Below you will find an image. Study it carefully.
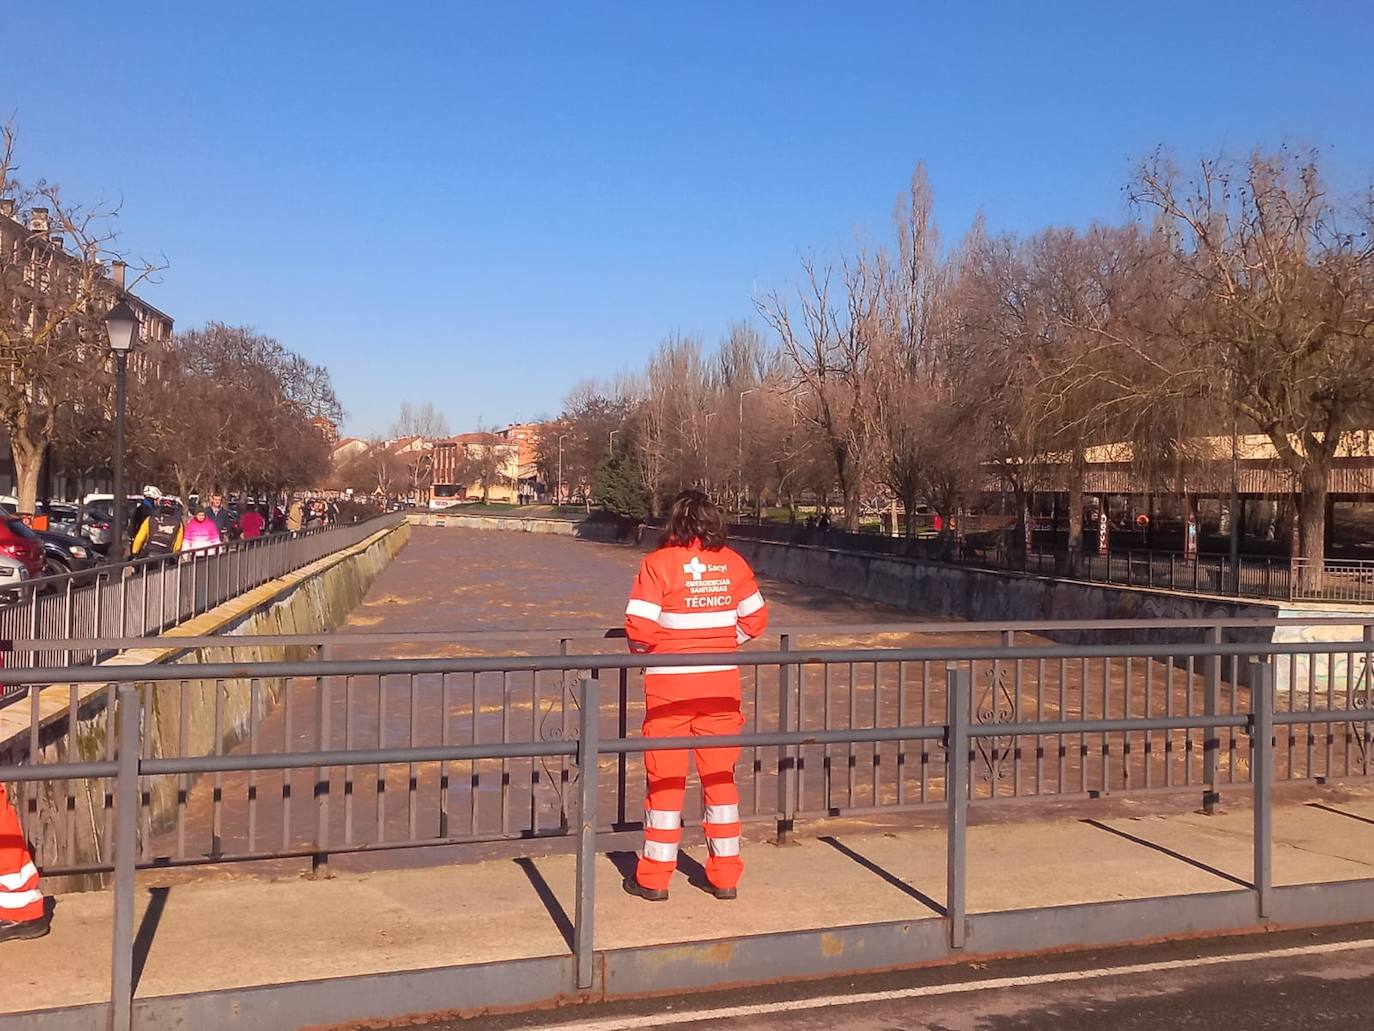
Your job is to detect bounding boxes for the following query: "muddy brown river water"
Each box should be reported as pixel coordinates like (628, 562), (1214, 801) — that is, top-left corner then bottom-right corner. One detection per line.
(147, 526), (1325, 878)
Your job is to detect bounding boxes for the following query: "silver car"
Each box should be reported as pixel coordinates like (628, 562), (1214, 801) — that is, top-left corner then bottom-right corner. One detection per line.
(0, 553), (28, 602)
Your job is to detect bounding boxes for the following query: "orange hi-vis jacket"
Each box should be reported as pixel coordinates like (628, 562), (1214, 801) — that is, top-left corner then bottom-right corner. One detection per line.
(624, 543), (769, 687)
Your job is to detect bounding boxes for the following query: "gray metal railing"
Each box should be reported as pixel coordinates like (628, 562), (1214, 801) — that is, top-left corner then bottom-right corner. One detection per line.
(0, 638), (1364, 1030)
(0, 514), (404, 692)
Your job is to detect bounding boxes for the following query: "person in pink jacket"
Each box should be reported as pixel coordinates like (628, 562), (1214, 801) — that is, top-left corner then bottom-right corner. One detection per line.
(182, 505), (223, 554)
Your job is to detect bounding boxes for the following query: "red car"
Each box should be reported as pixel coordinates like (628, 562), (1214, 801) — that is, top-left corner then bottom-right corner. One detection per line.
(0, 517), (46, 578)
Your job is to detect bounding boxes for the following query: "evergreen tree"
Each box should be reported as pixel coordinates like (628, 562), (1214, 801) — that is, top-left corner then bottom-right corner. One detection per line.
(594, 449), (649, 520)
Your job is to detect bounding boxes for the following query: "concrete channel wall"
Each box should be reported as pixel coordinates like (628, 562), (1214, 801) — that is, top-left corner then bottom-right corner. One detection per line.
(7, 520), (411, 886)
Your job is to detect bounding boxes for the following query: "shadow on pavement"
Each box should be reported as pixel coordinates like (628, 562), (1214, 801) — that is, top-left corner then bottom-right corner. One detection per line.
(1081, 819), (1250, 889)
(513, 858), (573, 951)
(818, 835), (946, 916)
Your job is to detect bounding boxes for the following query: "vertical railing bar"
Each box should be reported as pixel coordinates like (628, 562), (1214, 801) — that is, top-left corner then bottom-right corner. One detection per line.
(177, 679), (189, 860)
(376, 674), (387, 844)
(617, 666), (629, 830)
(574, 673), (599, 991)
(109, 682), (139, 1031)
(248, 678), (260, 853)
(530, 668), (541, 836)
(139, 683), (153, 863)
(470, 673), (480, 835)
(847, 661), (857, 809)
(314, 643), (332, 877)
(776, 636), (795, 842)
(871, 660), (881, 805)
(408, 672), (419, 842)
(1253, 659), (1274, 920)
(344, 674), (355, 846)
(440, 672), (452, 838)
(283, 672), (295, 853)
(897, 661), (908, 807)
(946, 664), (969, 950)
(501, 670), (511, 836)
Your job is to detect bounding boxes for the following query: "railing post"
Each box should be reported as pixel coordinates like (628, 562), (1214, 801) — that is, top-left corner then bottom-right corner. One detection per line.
(775, 634), (796, 845)
(1203, 625), (1222, 814)
(110, 682), (139, 1031)
(574, 673), (599, 991)
(1252, 659), (1274, 920)
(312, 642), (333, 878)
(617, 666), (628, 829)
(946, 664), (970, 950)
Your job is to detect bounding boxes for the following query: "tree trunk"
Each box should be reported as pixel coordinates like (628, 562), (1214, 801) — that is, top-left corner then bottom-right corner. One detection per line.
(1066, 446), (1085, 573)
(842, 480), (861, 531)
(1296, 462), (1330, 593)
(11, 432), (45, 514)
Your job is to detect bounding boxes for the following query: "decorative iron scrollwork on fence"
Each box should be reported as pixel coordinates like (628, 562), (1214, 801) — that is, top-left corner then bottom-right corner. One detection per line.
(974, 663), (1018, 787)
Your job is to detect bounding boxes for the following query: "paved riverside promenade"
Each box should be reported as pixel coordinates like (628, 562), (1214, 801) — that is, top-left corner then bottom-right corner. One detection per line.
(7, 789), (1374, 1014)
(7, 525), (1374, 1026)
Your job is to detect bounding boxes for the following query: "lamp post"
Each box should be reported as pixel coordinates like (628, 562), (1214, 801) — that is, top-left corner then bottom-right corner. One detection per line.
(704, 412), (717, 496)
(557, 433), (569, 506)
(738, 388), (756, 515)
(104, 300), (139, 561)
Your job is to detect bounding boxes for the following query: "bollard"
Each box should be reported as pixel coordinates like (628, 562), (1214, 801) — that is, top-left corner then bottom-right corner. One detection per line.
(946, 664), (970, 949)
(574, 674), (599, 991)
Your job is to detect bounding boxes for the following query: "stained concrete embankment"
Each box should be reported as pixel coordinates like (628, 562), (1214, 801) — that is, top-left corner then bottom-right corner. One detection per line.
(6, 520), (410, 885)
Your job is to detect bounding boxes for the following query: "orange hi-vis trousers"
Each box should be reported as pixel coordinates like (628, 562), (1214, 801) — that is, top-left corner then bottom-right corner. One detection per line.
(0, 783), (43, 923)
(637, 675), (745, 893)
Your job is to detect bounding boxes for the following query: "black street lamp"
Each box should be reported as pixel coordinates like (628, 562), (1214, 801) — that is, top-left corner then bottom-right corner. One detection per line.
(104, 299), (139, 561)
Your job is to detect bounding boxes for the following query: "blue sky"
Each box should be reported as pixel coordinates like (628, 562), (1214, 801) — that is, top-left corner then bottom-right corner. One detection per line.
(4, 2), (1372, 436)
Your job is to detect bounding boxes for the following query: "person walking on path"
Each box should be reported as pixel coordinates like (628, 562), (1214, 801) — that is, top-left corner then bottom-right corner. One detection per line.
(182, 505), (222, 554)
(285, 498), (304, 533)
(238, 505), (266, 539)
(622, 490), (769, 902)
(0, 781), (48, 942)
(205, 492), (234, 538)
(131, 500), (184, 558)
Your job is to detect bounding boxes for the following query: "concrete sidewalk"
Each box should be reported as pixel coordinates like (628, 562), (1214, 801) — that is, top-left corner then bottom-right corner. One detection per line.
(7, 795), (1374, 1015)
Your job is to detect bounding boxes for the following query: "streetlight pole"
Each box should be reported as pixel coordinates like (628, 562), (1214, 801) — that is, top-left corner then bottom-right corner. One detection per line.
(738, 388), (756, 516)
(557, 433), (569, 506)
(104, 300), (140, 562)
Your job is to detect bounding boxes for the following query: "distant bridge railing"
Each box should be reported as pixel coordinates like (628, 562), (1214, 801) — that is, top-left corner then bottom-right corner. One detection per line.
(0, 635), (1368, 1029)
(721, 522), (1318, 602)
(0, 513), (404, 693)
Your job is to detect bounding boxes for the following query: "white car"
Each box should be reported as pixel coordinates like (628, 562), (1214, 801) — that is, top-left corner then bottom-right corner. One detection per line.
(0, 553), (29, 601)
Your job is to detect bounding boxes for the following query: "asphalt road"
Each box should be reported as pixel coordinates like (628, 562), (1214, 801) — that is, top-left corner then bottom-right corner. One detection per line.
(396, 923), (1374, 1031)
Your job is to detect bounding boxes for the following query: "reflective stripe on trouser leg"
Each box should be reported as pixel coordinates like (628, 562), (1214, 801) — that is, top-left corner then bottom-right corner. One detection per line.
(695, 716), (745, 891)
(0, 784), (43, 922)
(637, 736), (690, 892)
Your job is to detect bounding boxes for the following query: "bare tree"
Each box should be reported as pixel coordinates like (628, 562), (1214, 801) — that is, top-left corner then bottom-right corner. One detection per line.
(390, 401), (449, 440)
(1128, 148), (1374, 584)
(0, 122), (164, 510)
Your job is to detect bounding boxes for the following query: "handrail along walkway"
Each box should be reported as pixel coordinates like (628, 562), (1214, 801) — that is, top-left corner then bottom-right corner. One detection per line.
(1, 636), (1372, 1030)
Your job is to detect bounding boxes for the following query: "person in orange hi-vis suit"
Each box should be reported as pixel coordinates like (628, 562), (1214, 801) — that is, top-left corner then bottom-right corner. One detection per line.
(623, 490), (768, 901)
(0, 780), (49, 942)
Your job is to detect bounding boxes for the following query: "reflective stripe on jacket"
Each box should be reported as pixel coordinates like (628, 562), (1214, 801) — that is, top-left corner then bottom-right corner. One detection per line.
(624, 542), (768, 675)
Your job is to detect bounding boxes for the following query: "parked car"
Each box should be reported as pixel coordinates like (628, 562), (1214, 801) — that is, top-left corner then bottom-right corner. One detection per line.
(35, 529), (97, 582)
(0, 517), (45, 578)
(40, 502), (81, 538)
(0, 553), (28, 602)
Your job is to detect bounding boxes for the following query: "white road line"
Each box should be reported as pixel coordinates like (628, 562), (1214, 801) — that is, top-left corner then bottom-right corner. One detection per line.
(535, 937), (1374, 1030)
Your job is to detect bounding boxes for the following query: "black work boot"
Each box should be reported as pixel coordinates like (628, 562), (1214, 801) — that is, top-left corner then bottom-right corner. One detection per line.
(622, 876), (668, 902)
(0, 914), (50, 944)
(708, 884), (737, 901)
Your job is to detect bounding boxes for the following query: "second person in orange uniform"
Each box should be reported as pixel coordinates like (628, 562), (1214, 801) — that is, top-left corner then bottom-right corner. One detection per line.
(623, 491), (768, 901)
